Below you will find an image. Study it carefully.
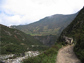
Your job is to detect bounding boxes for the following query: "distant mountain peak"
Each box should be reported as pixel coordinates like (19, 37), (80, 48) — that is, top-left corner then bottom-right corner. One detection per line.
(11, 12), (78, 36)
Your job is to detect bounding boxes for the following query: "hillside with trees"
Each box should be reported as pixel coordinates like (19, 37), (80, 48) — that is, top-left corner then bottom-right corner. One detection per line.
(0, 24), (48, 54)
(57, 7), (84, 63)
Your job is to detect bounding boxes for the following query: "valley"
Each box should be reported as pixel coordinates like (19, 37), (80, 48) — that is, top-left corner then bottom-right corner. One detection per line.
(11, 13), (78, 46)
(0, 7), (84, 63)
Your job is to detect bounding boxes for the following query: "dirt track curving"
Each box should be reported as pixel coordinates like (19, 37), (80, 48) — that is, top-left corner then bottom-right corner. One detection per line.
(56, 45), (81, 63)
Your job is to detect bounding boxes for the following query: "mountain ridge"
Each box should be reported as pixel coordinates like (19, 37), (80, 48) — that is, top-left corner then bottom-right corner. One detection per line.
(11, 12), (78, 46)
(11, 13), (78, 36)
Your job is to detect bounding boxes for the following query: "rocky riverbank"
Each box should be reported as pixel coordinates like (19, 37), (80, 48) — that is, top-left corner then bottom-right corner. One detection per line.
(0, 51), (39, 63)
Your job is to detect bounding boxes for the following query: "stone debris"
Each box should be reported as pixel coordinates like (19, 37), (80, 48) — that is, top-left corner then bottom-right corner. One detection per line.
(1, 51), (39, 63)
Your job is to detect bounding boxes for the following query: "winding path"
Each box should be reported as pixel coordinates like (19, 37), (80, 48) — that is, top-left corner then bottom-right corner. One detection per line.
(56, 45), (81, 63)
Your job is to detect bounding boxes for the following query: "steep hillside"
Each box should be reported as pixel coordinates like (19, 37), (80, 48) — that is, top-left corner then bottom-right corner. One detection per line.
(12, 13), (78, 36)
(57, 7), (84, 63)
(34, 35), (57, 46)
(0, 24), (47, 54)
(11, 13), (78, 46)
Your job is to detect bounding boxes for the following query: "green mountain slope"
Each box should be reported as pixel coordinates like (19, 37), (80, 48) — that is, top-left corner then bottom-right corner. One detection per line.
(57, 7), (84, 63)
(11, 13), (78, 36)
(11, 13), (78, 46)
(0, 24), (47, 54)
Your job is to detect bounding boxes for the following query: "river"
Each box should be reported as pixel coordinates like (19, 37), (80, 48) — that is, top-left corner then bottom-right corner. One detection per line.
(0, 51), (40, 63)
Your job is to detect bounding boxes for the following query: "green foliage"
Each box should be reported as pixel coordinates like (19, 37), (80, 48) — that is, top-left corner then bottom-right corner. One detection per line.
(1, 44), (26, 54)
(0, 24), (48, 54)
(23, 43), (62, 63)
(28, 45), (49, 51)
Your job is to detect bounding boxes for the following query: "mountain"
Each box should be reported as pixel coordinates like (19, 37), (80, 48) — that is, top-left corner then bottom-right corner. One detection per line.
(57, 7), (84, 63)
(11, 13), (78, 36)
(11, 13), (78, 46)
(0, 24), (47, 54)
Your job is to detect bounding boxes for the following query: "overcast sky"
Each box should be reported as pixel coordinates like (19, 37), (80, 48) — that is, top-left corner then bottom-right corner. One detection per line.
(0, 0), (84, 26)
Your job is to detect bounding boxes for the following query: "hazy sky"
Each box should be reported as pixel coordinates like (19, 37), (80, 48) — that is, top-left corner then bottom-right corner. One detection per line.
(0, 0), (84, 26)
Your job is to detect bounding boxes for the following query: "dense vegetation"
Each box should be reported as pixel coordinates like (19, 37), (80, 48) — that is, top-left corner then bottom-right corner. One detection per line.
(12, 13), (77, 36)
(57, 7), (84, 63)
(23, 43), (61, 63)
(0, 24), (48, 54)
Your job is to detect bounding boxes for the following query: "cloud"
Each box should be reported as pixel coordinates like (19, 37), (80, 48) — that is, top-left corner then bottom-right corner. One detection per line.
(0, 11), (33, 26)
(0, 0), (84, 26)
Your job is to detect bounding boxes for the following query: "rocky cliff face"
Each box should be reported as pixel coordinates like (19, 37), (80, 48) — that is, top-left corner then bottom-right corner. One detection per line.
(63, 36), (73, 45)
(34, 35), (57, 46)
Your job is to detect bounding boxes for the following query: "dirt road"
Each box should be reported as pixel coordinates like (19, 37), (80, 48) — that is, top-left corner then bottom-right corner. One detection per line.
(56, 45), (81, 63)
